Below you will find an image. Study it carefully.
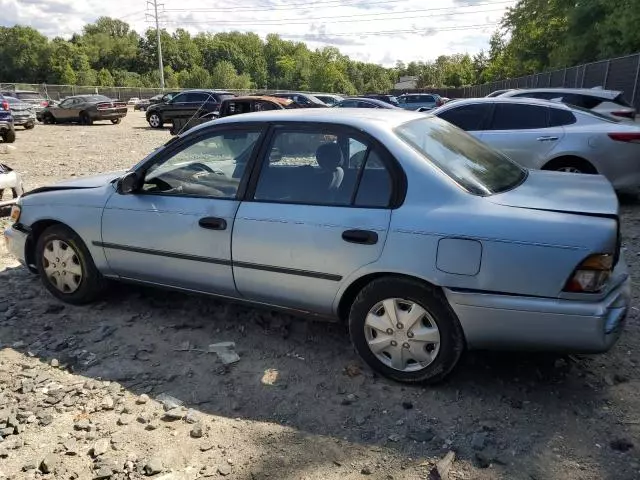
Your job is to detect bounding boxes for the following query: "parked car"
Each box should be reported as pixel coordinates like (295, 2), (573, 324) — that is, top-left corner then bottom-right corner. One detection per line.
(397, 93), (443, 111)
(362, 94), (400, 106)
(486, 89), (514, 98)
(127, 97), (140, 105)
(0, 163), (23, 210)
(134, 99), (151, 111)
(4, 109), (629, 384)
(497, 88), (637, 120)
(169, 96), (297, 135)
(149, 91), (181, 106)
(40, 95), (127, 125)
(0, 94), (16, 143)
(271, 92), (327, 108)
(431, 97), (640, 191)
(313, 94), (344, 106)
(146, 90), (235, 129)
(0, 90), (49, 117)
(5, 96), (36, 129)
(333, 97), (401, 109)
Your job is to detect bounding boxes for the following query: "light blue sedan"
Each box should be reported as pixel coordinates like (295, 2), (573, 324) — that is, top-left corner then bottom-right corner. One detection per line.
(4, 109), (630, 383)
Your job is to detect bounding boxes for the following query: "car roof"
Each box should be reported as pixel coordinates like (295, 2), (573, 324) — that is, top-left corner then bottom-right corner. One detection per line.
(439, 96), (574, 109)
(3, 90), (42, 94)
(342, 97), (391, 106)
(200, 108), (425, 130)
(181, 89), (234, 95)
(225, 95), (293, 106)
(502, 87), (622, 100)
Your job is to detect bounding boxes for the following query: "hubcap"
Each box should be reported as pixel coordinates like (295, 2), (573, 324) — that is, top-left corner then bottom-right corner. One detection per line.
(42, 239), (83, 293)
(149, 115), (160, 127)
(557, 166), (582, 174)
(364, 298), (441, 372)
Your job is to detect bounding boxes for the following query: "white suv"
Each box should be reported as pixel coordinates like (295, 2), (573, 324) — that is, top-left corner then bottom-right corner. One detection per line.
(498, 87), (636, 120)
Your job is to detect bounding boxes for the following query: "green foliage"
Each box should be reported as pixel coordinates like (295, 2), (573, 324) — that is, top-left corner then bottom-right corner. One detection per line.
(96, 68), (114, 86)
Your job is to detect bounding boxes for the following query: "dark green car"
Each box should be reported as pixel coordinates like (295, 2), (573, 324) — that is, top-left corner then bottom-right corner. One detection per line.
(41, 95), (128, 125)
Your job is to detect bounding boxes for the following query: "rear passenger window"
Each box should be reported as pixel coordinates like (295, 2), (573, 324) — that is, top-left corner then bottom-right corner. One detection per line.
(549, 107), (576, 126)
(489, 104), (548, 130)
(438, 104), (492, 131)
(253, 129), (393, 208)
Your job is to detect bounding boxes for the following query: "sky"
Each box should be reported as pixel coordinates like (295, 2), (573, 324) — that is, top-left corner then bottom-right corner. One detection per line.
(2, 0), (516, 66)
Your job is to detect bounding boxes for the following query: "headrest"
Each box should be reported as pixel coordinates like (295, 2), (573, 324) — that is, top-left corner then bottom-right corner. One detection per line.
(315, 142), (343, 171)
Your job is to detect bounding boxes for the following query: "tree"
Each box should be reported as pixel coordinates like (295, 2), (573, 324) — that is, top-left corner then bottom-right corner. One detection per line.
(0, 26), (49, 82)
(97, 68), (114, 86)
(179, 65), (211, 88)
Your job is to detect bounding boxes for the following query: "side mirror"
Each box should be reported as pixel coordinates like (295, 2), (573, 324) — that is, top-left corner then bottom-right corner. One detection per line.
(117, 172), (140, 194)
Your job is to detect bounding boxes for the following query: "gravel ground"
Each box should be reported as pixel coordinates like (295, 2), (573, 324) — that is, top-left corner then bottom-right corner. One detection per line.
(0, 112), (639, 480)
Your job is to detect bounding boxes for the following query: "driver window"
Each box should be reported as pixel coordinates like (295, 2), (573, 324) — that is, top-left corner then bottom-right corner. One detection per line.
(60, 99), (73, 107)
(142, 130), (262, 198)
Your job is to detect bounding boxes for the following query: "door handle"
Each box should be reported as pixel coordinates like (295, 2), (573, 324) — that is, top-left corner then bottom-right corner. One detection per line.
(199, 217), (227, 230)
(342, 229), (378, 245)
(536, 136), (559, 142)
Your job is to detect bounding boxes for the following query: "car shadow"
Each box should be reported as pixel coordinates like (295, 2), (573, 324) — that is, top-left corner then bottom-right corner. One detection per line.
(0, 263), (637, 478)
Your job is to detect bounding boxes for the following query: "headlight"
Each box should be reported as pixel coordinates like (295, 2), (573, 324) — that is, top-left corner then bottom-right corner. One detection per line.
(564, 254), (613, 293)
(9, 204), (21, 224)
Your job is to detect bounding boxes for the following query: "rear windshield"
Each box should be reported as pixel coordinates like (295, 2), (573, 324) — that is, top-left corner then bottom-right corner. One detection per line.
(614, 93), (633, 108)
(571, 105), (621, 123)
(5, 96), (21, 104)
(84, 95), (112, 102)
(395, 117), (527, 196)
(15, 92), (44, 100)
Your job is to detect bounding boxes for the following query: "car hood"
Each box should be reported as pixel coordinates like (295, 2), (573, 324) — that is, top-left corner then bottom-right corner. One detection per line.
(23, 171), (125, 197)
(489, 170), (618, 217)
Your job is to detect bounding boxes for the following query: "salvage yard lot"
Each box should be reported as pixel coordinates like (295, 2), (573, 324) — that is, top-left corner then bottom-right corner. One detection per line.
(0, 112), (639, 479)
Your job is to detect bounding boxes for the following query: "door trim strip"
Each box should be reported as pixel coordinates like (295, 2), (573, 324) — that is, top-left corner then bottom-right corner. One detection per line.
(93, 241), (342, 281)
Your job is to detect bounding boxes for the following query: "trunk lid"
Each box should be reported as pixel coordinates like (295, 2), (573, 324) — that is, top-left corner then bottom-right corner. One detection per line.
(488, 169), (618, 217)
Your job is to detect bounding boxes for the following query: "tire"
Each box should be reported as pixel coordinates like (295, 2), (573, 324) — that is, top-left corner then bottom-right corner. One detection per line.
(42, 113), (55, 124)
(24, 122), (35, 130)
(348, 277), (465, 384)
(2, 129), (16, 143)
(147, 112), (162, 128)
(543, 157), (597, 175)
(35, 224), (106, 304)
(80, 111), (93, 125)
(111, 118), (121, 125)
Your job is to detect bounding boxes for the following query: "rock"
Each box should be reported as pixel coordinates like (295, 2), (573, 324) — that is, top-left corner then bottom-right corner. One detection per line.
(387, 434), (402, 442)
(117, 414), (133, 426)
(341, 394), (357, 406)
(475, 452), (492, 469)
(1, 427), (14, 436)
(355, 415), (367, 426)
(184, 409), (198, 424)
(101, 396), (115, 410)
(217, 464), (232, 476)
(208, 342), (240, 365)
(402, 401), (413, 410)
(91, 438), (111, 457)
(361, 465), (373, 475)
(63, 440), (79, 456)
(156, 394), (183, 411)
(163, 407), (186, 421)
(145, 420), (159, 431)
(93, 466), (113, 479)
(407, 427), (435, 443)
(40, 413), (53, 426)
(137, 413), (152, 424)
(610, 438), (634, 452)
(137, 394), (150, 405)
(23, 462), (37, 471)
(471, 432), (488, 451)
(554, 358), (568, 369)
(144, 457), (163, 476)
(190, 423), (204, 438)
(429, 451), (455, 480)
(40, 453), (56, 474)
(50, 359), (59, 367)
(199, 444), (214, 452)
(74, 419), (91, 431)
(44, 304), (65, 314)
(6, 415), (18, 428)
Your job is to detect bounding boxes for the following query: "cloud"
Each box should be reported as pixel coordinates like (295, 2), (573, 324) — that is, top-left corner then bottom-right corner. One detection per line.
(284, 32), (364, 46)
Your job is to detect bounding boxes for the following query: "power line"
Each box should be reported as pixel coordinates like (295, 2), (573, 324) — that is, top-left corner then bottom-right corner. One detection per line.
(285, 22), (500, 37)
(162, 0), (514, 14)
(152, 7), (506, 26)
(146, 0), (165, 89)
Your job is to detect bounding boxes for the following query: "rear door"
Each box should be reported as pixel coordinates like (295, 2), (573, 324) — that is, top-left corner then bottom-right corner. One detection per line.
(480, 103), (565, 169)
(232, 123), (400, 314)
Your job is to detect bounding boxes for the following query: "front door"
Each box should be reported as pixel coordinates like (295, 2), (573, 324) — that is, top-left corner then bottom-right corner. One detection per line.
(232, 124), (398, 314)
(54, 98), (79, 121)
(100, 126), (264, 296)
(479, 103), (565, 169)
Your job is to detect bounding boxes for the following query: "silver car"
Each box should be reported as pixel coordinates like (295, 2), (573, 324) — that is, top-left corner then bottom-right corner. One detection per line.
(431, 97), (640, 191)
(4, 109), (630, 383)
(5, 96), (36, 129)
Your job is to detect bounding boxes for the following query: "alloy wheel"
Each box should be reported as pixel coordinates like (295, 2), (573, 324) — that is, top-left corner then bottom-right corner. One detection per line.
(148, 114), (160, 128)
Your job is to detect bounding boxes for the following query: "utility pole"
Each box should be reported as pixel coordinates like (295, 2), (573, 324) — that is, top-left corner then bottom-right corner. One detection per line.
(146, 0), (165, 89)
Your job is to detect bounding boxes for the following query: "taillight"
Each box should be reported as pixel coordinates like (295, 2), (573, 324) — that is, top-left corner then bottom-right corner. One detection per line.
(611, 110), (635, 119)
(608, 132), (640, 143)
(1, 101), (8, 111)
(564, 254), (613, 293)
(41, 100), (48, 106)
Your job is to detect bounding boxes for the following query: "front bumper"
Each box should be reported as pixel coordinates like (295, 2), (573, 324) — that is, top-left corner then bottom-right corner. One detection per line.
(4, 224), (29, 267)
(445, 259), (630, 353)
(13, 114), (35, 125)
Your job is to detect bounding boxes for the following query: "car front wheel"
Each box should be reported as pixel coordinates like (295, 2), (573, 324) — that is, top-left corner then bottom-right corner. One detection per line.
(111, 118), (121, 125)
(148, 113), (162, 128)
(24, 122), (35, 130)
(2, 129), (16, 143)
(36, 225), (105, 304)
(349, 277), (465, 384)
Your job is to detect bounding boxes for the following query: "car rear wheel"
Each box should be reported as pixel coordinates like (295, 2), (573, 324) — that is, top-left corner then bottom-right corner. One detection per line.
(1, 129), (16, 143)
(36, 225), (106, 304)
(111, 118), (121, 125)
(543, 157), (597, 175)
(42, 113), (55, 124)
(148, 113), (162, 128)
(24, 122), (35, 130)
(80, 111), (93, 125)
(348, 277), (465, 384)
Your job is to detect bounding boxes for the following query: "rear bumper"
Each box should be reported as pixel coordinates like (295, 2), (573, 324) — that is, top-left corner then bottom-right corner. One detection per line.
(92, 110), (127, 120)
(445, 259), (630, 352)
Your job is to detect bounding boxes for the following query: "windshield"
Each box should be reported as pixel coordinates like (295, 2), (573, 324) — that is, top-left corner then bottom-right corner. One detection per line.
(387, 96), (399, 105)
(395, 117), (527, 196)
